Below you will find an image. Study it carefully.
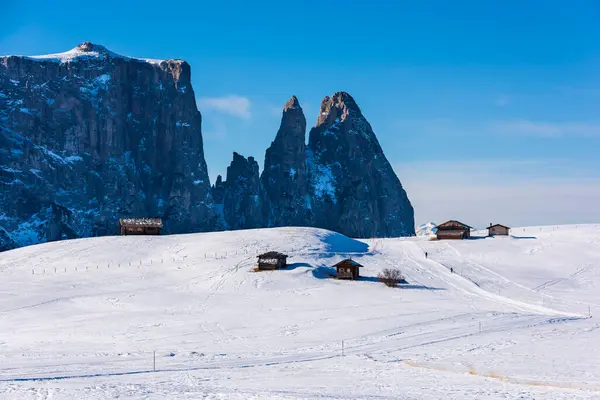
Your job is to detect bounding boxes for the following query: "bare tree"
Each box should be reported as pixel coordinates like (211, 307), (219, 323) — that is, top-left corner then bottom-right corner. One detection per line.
(377, 268), (405, 287)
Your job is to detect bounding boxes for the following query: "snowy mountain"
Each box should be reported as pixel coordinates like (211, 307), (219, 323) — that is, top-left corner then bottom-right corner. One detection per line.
(261, 95), (310, 227)
(0, 42), (219, 250)
(1, 43), (414, 251)
(219, 93), (416, 238)
(0, 224), (599, 399)
(416, 221), (438, 236)
(306, 92), (414, 237)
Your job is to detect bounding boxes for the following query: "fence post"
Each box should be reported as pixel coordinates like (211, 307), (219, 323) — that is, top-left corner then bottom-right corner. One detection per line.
(153, 351), (156, 371)
(342, 340), (345, 356)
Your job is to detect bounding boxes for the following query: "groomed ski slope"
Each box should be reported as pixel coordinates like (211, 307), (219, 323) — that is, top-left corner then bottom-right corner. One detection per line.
(1, 225), (599, 399)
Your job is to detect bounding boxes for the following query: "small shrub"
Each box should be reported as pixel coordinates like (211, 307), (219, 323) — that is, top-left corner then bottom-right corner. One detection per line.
(377, 268), (405, 287)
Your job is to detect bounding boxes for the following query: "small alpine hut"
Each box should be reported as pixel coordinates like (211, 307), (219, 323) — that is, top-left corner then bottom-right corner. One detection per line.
(257, 251), (288, 271)
(334, 258), (362, 280)
(436, 220), (472, 240)
(119, 218), (163, 236)
(488, 223), (510, 236)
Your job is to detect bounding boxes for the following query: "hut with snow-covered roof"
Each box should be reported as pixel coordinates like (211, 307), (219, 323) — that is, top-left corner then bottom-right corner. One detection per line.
(119, 218), (163, 236)
(334, 258), (362, 280)
(257, 251), (288, 270)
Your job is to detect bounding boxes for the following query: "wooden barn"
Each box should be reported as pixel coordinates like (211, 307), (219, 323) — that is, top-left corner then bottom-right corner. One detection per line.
(119, 218), (163, 236)
(436, 220), (472, 240)
(257, 252), (288, 270)
(334, 258), (362, 280)
(488, 223), (510, 236)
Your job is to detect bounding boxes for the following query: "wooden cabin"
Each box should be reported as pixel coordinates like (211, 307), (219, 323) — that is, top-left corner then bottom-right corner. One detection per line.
(436, 220), (472, 240)
(334, 258), (362, 280)
(119, 218), (163, 236)
(488, 223), (510, 236)
(257, 251), (288, 270)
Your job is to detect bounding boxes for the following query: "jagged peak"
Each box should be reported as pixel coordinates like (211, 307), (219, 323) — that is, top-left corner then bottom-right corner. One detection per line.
(268, 95), (306, 142)
(323, 91), (360, 112)
(332, 91), (356, 104)
(231, 151), (256, 165)
(314, 91), (363, 128)
(284, 95), (302, 112)
(75, 42), (110, 54)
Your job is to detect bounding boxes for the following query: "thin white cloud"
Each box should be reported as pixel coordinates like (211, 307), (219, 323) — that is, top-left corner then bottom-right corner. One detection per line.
(197, 95), (252, 119)
(394, 159), (600, 228)
(491, 120), (600, 138)
(394, 118), (600, 138)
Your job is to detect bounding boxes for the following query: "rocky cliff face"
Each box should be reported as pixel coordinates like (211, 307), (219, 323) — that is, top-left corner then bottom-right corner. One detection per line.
(261, 96), (311, 227)
(0, 42), (219, 249)
(260, 92), (415, 237)
(213, 152), (264, 230)
(1, 42), (414, 251)
(306, 92), (414, 237)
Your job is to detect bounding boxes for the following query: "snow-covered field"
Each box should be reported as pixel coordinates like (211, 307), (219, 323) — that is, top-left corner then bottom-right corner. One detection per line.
(1, 225), (599, 399)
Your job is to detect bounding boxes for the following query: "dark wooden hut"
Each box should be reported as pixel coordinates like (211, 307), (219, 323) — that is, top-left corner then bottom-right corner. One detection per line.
(436, 220), (472, 240)
(257, 251), (288, 270)
(334, 258), (362, 280)
(119, 218), (163, 236)
(488, 223), (510, 236)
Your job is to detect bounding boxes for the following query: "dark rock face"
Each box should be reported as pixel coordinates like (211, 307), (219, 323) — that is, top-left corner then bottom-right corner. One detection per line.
(213, 152), (264, 230)
(1, 42), (414, 251)
(0, 228), (18, 252)
(261, 96), (311, 226)
(257, 92), (414, 238)
(211, 175), (226, 204)
(306, 92), (414, 237)
(0, 42), (220, 248)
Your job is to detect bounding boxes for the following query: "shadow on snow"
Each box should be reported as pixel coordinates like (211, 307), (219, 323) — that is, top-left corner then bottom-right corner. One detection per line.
(283, 262), (313, 271)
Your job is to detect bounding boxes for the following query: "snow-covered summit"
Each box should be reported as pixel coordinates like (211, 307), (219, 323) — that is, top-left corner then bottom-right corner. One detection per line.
(416, 221), (438, 236)
(6, 41), (176, 66)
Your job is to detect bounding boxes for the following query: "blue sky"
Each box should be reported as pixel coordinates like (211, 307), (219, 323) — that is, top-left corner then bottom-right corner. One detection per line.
(2, 0), (599, 227)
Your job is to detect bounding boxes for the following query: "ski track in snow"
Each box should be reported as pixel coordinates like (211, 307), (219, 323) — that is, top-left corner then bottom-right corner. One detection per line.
(1, 225), (600, 399)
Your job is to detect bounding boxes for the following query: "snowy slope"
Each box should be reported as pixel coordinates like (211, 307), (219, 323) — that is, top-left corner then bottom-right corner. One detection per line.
(1, 225), (599, 399)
